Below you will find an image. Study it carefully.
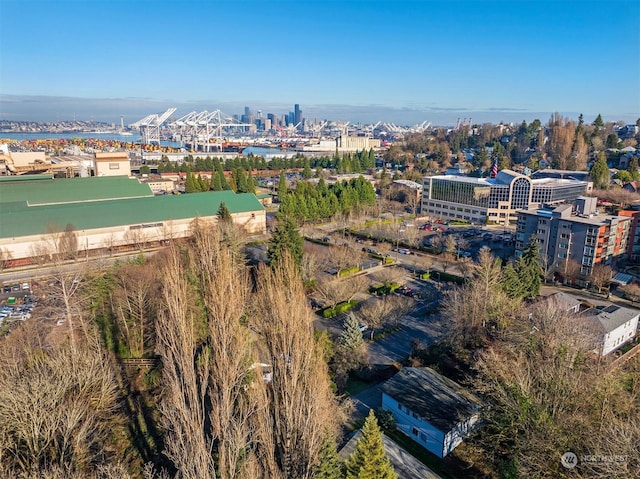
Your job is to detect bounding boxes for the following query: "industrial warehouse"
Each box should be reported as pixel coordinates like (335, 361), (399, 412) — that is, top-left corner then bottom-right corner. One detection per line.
(0, 174), (266, 266)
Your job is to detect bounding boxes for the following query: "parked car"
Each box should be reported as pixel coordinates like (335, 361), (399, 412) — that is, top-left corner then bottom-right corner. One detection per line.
(2, 285), (11, 293)
(11, 284), (20, 292)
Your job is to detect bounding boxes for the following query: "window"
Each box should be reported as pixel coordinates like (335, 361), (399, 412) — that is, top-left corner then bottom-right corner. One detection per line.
(412, 427), (419, 436)
(109, 163), (120, 170)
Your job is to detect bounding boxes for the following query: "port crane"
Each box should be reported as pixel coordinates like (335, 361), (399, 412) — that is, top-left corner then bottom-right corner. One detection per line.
(169, 109), (251, 152)
(129, 108), (176, 145)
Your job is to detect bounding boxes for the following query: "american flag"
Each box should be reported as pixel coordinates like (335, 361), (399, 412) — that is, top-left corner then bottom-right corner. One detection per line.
(491, 158), (499, 178)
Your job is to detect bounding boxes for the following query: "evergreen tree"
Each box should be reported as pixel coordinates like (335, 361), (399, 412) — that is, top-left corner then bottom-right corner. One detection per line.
(217, 201), (232, 223)
(501, 260), (526, 300)
(314, 435), (344, 479)
(246, 168), (256, 193)
(185, 171), (197, 193)
(590, 152), (610, 189)
(196, 173), (208, 192)
(473, 146), (490, 169)
(268, 214), (304, 268)
(346, 410), (397, 479)
(628, 157), (640, 181)
(278, 171), (288, 200)
(339, 313), (365, 351)
(520, 237), (542, 299)
(303, 159), (313, 179)
(592, 113), (604, 128)
(236, 167), (248, 193)
(211, 172), (223, 191)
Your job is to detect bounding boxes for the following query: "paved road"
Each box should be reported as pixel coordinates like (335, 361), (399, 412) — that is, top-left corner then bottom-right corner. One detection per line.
(367, 307), (446, 366)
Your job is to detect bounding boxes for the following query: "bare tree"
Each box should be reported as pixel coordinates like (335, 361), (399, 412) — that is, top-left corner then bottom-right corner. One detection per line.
(403, 225), (421, 250)
(620, 283), (640, 303)
(314, 275), (368, 311)
(111, 263), (157, 357)
(57, 223), (79, 260)
(0, 247), (13, 271)
(472, 301), (605, 478)
(358, 297), (395, 340)
(0, 337), (121, 476)
(123, 227), (148, 252)
(370, 266), (405, 288)
(589, 263), (614, 293)
(29, 241), (52, 265)
(329, 245), (360, 274)
(155, 246), (216, 479)
(251, 255), (342, 479)
(190, 223), (260, 479)
(385, 295), (413, 328)
(44, 264), (91, 349)
(563, 258), (582, 285)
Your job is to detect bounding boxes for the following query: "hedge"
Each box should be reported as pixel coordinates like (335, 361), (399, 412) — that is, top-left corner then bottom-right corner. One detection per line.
(369, 282), (400, 296)
(338, 266), (360, 277)
(321, 300), (357, 318)
(430, 270), (466, 284)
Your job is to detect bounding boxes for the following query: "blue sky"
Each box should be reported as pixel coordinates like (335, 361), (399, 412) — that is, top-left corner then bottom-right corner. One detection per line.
(1, 0), (638, 125)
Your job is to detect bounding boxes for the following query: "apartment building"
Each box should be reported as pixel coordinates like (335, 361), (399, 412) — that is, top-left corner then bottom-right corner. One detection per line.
(516, 197), (630, 277)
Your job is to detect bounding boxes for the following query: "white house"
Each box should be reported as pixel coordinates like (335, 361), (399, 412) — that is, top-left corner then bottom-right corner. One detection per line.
(381, 367), (482, 458)
(583, 304), (639, 356)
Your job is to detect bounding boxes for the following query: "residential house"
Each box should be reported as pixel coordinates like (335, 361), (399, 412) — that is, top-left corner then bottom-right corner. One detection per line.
(542, 291), (582, 314)
(381, 367), (482, 458)
(538, 291), (639, 356)
(583, 304), (639, 356)
(339, 428), (442, 479)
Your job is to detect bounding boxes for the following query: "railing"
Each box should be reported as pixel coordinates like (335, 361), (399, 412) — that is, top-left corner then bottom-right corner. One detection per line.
(121, 357), (160, 367)
(608, 343), (640, 372)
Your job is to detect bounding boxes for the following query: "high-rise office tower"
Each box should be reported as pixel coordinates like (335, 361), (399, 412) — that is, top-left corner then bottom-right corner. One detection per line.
(294, 104), (301, 125)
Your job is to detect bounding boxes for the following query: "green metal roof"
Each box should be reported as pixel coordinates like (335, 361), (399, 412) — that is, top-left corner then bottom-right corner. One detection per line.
(0, 190), (264, 239)
(0, 174), (53, 183)
(0, 175), (153, 206)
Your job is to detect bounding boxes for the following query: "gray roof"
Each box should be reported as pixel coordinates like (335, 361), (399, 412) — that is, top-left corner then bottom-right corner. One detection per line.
(339, 429), (442, 479)
(544, 292), (582, 312)
(583, 305), (640, 333)
(381, 368), (481, 432)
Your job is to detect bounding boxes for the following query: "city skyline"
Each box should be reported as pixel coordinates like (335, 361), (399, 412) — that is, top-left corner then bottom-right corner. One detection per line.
(1, 0), (639, 125)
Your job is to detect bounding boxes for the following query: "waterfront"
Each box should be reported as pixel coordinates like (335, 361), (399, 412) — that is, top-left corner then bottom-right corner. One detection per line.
(0, 132), (182, 148)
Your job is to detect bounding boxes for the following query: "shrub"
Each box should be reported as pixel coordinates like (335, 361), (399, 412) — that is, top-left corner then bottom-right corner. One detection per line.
(420, 272), (431, 280)
(320, 300), (357, 318)
(338, 266), (360, 277)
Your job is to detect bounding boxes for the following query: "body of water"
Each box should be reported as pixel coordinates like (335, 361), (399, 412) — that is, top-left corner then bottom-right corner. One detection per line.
(242, 146), (297, 158)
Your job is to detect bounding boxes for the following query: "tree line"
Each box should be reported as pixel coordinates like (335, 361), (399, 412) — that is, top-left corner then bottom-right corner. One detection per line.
(278, 176), (377, 224)
(157, 149), (377, 175)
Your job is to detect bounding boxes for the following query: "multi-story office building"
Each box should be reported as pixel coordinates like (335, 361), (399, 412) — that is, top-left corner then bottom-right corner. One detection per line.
(515, 197), (630, 277)
(294, 104), (301, 125)
(421, 169), (591, 225)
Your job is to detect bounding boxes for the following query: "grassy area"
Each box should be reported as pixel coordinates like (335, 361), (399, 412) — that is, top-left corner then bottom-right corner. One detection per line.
(344, 378), (374, 397)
